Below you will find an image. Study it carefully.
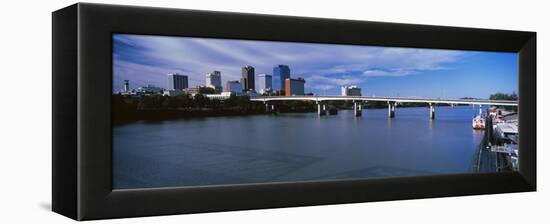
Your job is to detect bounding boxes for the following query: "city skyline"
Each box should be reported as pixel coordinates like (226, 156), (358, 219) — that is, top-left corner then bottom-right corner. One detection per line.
(113, 34), (518, 98)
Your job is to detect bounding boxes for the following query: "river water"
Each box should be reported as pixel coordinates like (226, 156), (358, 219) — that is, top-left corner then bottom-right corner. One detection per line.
(113, 106), (485, 189)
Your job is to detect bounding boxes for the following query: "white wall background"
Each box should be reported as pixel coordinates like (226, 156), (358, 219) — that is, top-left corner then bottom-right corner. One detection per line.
(0, 0), (546, 223)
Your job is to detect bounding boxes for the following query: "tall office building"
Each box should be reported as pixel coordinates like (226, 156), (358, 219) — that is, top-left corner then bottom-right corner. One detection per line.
(167, 73), (188, 90)
(257, 74), (272, 94)
(285, 78), (306, 96)
(273, 65), (290, 91)
(241, 65), (255, 91)
(206, 70), (222, 93)
(341, 85), (362, 96)
(226, 80), (243, 94)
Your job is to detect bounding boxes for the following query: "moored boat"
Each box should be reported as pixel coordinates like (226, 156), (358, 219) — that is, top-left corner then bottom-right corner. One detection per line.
(472, 107), (485, 129)
(472, 115), (485, 129)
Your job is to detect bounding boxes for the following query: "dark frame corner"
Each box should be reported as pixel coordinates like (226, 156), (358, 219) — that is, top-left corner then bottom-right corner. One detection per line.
(53, 3), (537, 221)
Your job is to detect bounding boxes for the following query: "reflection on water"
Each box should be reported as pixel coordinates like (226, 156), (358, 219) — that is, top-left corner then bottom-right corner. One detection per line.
(113, 106), (484, 189)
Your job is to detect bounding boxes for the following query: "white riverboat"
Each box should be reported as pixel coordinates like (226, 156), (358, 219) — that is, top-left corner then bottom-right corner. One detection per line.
(472, 115), (485, 129)
(472, 107), (485, 129)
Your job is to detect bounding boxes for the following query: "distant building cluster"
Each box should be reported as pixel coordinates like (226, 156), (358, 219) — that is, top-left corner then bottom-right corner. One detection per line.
(341, 85), (362, 96)
(118, 64), (312, 99)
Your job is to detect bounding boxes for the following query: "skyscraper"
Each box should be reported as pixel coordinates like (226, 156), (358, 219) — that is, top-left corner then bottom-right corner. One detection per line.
(206, 71), (222, 93)
(285, 78), (306, 96)
(273, 65), (290, 92)
(167, 73), (188, 90)
(257, 74), (272, 94)
(241, 65), (255, 91)
(226, 80), (243, 94)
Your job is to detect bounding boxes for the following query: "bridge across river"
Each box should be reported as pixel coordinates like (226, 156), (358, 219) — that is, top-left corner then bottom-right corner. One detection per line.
(249, 95), (518, 119)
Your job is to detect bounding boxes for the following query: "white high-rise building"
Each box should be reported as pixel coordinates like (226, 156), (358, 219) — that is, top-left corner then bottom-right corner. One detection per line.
(206, 71), (222, 93)
(341, 85), (362, 96)
(257, 74), (272, 94)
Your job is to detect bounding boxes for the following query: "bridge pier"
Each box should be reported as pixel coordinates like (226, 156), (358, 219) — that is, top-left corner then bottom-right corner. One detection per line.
(429, 103), (435, 120)
(265, 102), (276, 112)
(317, 102), (327, 116)
(388, 102), (396, 118)
(354, 101), (362, 117)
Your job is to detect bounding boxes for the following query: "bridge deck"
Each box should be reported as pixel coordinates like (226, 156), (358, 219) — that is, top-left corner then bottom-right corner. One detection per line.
(249, 96), (518, 106)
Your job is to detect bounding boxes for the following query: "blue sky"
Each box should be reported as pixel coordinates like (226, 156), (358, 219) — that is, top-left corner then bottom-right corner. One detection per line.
(113, 34), (518, 99)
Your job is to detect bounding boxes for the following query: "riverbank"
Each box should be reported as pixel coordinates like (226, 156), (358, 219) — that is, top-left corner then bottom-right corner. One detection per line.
(471, 110), (519, 172)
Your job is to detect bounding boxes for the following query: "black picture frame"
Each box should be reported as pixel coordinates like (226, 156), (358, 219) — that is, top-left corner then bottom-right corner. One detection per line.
(52, 3), (536, 221)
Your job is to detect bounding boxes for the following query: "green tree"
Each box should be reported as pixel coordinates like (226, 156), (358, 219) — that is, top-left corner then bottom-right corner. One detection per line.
(489, 92), (518, 101)
(173, 93), (193, 108)
(199, 87), (217, 94)
(193, 94), (211, 107)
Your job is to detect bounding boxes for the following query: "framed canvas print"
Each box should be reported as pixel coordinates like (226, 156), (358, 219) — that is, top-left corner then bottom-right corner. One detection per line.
(52, 3), (536, 220)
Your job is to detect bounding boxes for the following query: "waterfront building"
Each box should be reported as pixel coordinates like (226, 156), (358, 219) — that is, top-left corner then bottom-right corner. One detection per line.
(163, 89), (183, 96)
(226, 80), (243, 95)
(205, 92), (233, 100)
(258, 74), (273, 94)
(241, 65), (255, 91)
(341, 85), (362, 96)
(137, 85), (163, 94)
(167, 73), (188, 90)
(495, 122), (518, 144)
(183, 87), (200, 95)
(183, 86), (216, 95)
(274, 65), (290, 92)
(285, 78), (306, 96)
(206, 71), (223, 93)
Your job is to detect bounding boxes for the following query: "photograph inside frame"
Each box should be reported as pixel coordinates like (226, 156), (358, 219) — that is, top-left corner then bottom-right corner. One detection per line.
(111, 34), (519, 189)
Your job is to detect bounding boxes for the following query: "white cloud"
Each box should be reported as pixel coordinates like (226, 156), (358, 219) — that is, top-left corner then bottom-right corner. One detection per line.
(113, 34), (468, 93)
(308, 84), (335, 91)
(362, 69), (413, 77)
(306, 75), (364, 90)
